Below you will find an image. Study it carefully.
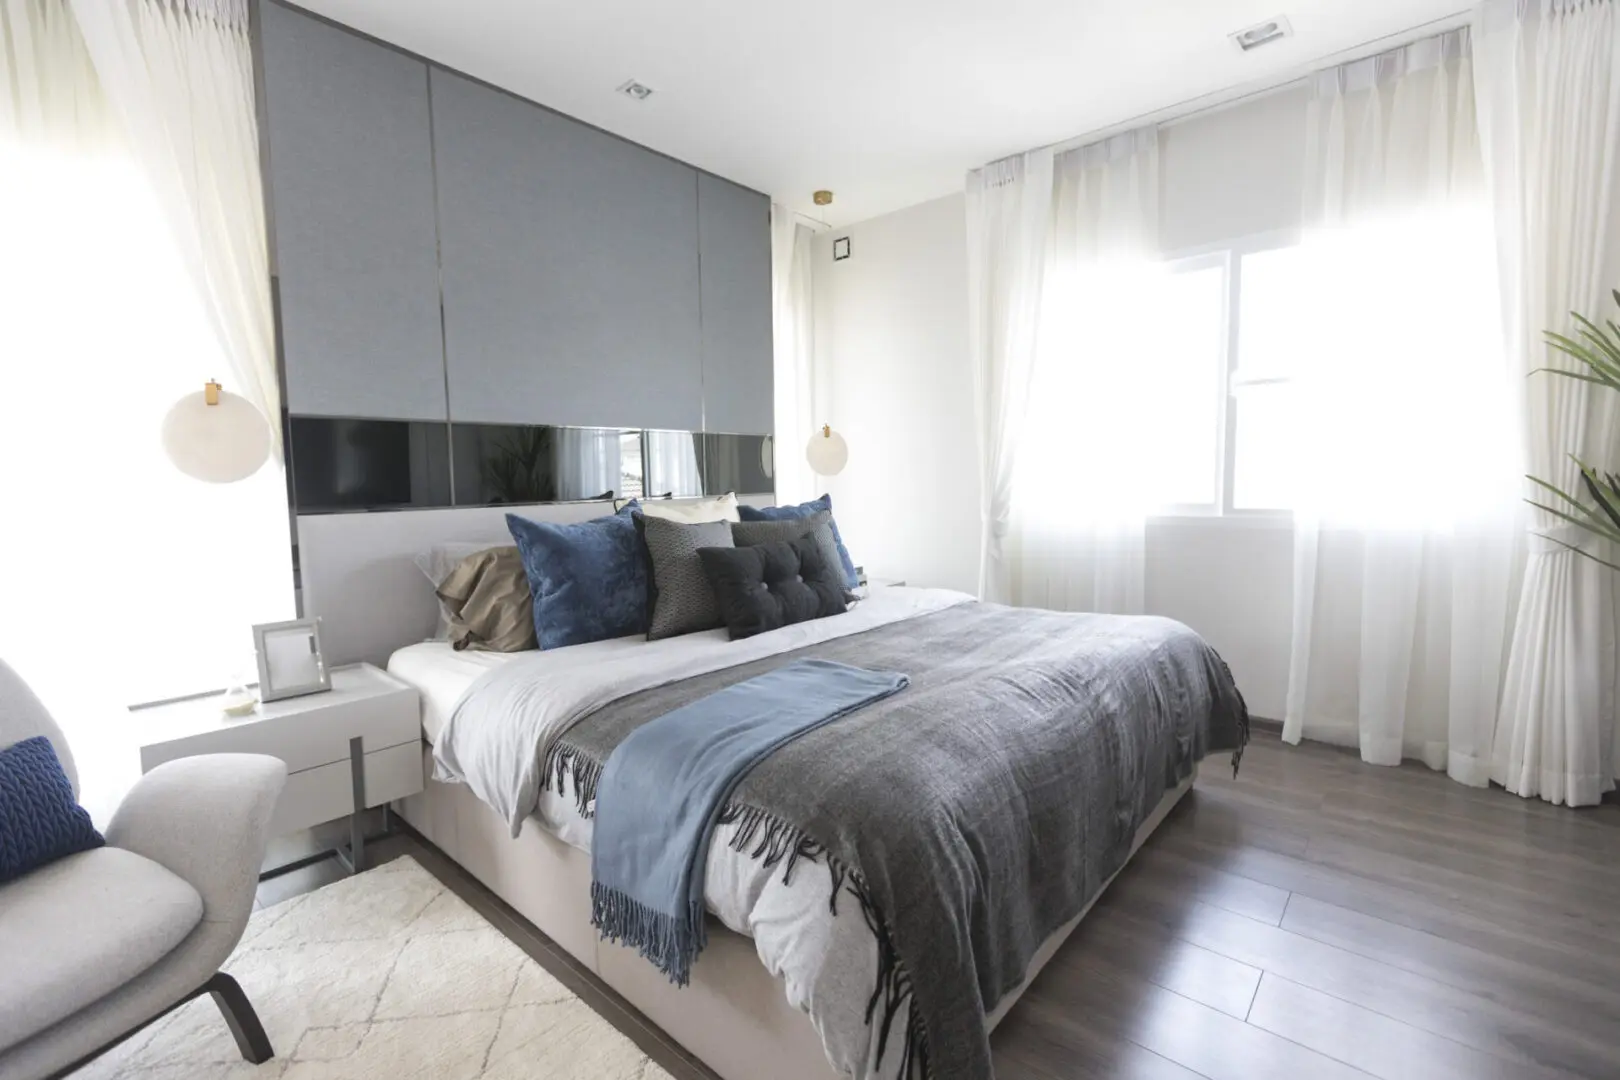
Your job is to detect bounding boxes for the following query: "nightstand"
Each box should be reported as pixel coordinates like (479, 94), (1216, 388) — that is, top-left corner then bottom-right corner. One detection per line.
(133, 663), (422, 877)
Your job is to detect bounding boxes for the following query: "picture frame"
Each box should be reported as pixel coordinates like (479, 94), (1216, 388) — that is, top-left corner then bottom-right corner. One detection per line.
(252, 617), (332, 703)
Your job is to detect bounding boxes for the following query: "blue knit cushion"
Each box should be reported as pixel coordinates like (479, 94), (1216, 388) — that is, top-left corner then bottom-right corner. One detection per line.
(507, 502), (649, 649)
(0, 736), (104, 884)
(737, 494), (859, 589)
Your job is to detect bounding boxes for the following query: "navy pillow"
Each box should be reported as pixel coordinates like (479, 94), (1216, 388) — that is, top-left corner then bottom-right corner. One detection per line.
(0, 736), (104, 884)
(507, 503), (648, 649)
(737, 494), (859, 589)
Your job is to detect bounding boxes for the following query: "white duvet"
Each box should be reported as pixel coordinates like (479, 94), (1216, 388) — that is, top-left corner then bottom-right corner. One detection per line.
(396, 587), (975, 1080)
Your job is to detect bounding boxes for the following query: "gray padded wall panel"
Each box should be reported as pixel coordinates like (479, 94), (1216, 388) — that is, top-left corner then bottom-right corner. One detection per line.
(698, 175), (774, 434)
(430, 69), (703, 430)
(259, 1), (447, 420)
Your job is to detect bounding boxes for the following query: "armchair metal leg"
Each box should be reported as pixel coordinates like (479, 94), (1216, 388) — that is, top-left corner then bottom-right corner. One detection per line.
(205, 972), (275, 1065)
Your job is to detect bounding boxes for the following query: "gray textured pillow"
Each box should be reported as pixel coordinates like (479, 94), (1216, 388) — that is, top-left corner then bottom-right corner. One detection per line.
(731, 511), (844, 593)
(636, 514), (735, 640)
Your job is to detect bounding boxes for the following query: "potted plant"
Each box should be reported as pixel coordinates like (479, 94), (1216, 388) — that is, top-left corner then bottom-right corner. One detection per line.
(1528, 290), (1620, 571)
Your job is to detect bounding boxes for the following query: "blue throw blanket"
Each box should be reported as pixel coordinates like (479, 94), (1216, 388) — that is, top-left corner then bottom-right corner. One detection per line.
(590, 658), (910, 986)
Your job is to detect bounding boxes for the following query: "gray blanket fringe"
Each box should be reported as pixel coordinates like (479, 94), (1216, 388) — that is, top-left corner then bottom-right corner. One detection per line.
(548, 741), (931, 1079)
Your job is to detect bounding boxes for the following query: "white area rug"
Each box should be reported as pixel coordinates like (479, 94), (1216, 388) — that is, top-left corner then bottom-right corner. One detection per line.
(76, 856), (674, 1079)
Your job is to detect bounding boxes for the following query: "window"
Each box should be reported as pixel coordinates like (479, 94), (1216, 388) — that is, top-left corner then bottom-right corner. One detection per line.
(1022, 213), (1503, 524)
(1019, 258), (1227, 518)
(1229, 238), (1309, 512)
(0, 141), (293, 742)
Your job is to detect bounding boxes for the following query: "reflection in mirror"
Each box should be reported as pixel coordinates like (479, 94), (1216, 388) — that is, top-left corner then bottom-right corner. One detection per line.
(618, 430), (645, 500)
(645, 430), (704, 498)
(288, 417), (451, 511)
(452, 425), (644, 505)
(288, 417), (776, 512)
(701, 434), (774, 496)
(553, 427), (626, 501)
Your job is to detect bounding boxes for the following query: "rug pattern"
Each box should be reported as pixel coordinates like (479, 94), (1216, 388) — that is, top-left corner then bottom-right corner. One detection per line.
(74, 857), (674, 1079)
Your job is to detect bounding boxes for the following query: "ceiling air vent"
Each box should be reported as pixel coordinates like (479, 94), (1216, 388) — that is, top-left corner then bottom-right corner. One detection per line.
(1230, 16), (1293, 52)
(616, 80), (655, 101)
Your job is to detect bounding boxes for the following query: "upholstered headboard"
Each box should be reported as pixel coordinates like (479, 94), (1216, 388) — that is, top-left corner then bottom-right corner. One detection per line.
(297, 496), (774, 667)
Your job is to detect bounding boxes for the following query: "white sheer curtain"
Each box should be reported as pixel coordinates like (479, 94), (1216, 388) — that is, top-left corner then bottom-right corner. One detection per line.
(1009, 130), (1160, 615)
(1281, 29), (1522, 781)
(0, 0), (292, 821)
(771, 205), (817, 504)
(69, 0), (280, 455)
(1477, 0), (1620, 805)
(967, 148), (1054, 603)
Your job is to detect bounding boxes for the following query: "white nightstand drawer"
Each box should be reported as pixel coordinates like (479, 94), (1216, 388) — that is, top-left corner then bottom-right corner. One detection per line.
(135, 663), (423, 839)
(269, 740), (424, 836)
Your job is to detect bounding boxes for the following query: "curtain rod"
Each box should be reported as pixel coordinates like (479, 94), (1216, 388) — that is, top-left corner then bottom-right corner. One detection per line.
(1032, 7), (1473, 159)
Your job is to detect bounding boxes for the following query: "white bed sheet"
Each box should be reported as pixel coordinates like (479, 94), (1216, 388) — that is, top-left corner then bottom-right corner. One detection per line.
(389, 630), (704, 747)
(388, 642), (517, 744)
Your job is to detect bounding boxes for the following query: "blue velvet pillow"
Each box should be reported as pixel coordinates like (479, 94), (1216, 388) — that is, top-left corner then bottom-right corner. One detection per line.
(507, 503), (648, 649)
(0, 736), (104, 884)
(737, 494), (859, 589)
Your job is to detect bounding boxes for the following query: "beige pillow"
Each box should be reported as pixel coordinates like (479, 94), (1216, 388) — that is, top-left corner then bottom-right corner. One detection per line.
(436, 546), (536, 652)
(636, 492), (740, 524)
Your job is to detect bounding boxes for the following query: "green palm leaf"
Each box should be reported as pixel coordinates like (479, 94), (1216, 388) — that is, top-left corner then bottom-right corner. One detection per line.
(1527, 295), (1620, 572)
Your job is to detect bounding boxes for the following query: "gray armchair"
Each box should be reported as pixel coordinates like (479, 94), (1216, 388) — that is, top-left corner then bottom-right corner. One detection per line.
(0, 660), (288, 1080)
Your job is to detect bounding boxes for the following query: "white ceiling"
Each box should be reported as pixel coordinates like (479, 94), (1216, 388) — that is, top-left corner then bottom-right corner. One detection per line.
(284, 0), (1468, 227)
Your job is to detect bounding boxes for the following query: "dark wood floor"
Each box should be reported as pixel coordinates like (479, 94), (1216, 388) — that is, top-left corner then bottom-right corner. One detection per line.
(259, 732), (1620, 1080)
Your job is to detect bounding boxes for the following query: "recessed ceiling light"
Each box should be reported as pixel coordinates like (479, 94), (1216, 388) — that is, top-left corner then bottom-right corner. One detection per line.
(1230, 15), (1293, 52)
(616, 79), (655, 101)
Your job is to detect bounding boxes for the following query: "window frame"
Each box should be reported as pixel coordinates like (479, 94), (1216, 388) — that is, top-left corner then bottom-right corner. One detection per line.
(1154, 229), (1300, 524)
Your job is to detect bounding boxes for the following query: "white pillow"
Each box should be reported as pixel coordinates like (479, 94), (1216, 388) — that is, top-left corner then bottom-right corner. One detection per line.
(636, 492), (740, 524)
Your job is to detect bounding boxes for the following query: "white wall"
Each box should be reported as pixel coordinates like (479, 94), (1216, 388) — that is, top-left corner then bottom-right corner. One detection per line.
(1161, 85), (1309, 252)
(812, 193), (980, 596)
(811, 87), (1315, 719)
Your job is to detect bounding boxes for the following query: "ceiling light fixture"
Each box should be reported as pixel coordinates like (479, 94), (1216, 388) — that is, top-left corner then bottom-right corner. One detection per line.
(616, 79), (654, 101)
(1229, 15), (1293, 52)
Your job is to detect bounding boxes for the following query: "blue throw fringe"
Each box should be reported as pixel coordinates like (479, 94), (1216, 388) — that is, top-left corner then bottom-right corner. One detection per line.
(556, 742), (932, 1079)
(590, 883), (709, 988)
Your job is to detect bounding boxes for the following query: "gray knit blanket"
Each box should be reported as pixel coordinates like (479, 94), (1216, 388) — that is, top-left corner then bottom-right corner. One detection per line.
(543, 601), (1249, 1080)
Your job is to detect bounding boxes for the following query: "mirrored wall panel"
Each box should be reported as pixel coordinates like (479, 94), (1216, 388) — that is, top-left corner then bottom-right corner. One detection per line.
(701, 433), (774, 496)
(288, 417), (451, 512)
(288, 419), (772, 512)
(643, 430), (704, 500)
(451, 425), (661, 506)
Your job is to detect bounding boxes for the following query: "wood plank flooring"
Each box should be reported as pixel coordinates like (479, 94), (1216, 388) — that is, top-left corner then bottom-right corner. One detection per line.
(259, 732), (1620, 1080)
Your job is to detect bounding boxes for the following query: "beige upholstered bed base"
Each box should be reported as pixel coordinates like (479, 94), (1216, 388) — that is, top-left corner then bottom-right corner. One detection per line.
(396, 752), (1196, 1080)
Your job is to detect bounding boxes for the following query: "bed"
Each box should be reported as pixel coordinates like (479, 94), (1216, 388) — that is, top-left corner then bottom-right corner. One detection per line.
(297, 501), (1246, 1080)
(386, 586), (1246, 1080)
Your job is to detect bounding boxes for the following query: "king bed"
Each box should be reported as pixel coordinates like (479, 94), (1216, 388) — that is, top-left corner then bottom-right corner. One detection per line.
(299, 499), (1248, 1080)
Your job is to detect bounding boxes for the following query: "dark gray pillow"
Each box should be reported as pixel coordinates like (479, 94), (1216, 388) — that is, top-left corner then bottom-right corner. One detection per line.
(731, 511), (844, 592)
(635, 514), (735, 640)
(697, 534), (847, 640)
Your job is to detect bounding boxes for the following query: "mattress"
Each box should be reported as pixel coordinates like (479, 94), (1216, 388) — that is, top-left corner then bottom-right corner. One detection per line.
(388, 642), (517, 744)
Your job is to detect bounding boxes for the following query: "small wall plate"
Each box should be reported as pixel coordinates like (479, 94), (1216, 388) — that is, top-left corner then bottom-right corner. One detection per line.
(833, 237), (851, 261)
